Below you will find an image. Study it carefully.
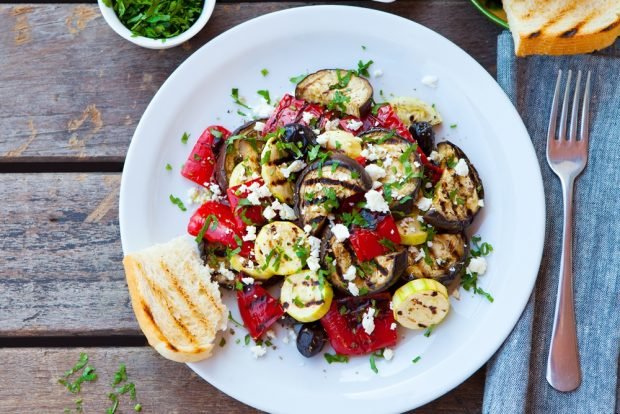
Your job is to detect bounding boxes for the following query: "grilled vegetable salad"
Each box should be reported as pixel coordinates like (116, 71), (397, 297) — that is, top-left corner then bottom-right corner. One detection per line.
(178, 68), (492, 362)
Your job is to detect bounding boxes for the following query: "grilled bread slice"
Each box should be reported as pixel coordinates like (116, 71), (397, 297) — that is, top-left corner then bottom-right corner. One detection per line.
(503, 0), (620, 56)
(123, 236), (228, 363)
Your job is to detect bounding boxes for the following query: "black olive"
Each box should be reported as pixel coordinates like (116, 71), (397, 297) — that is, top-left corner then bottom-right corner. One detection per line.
(409, 122), (435, 156)
(296, 323), (327, 358)
(282, 123), (316, 158)
(277, 314), (299, 328)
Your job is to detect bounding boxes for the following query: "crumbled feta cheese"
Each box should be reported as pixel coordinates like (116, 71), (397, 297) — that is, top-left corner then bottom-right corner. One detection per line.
(348, 282), (360, 296)
(218, 262), (235, 280)
(478, 199), (485, 207)
(281, 160), (307, 179)
(347, 119), (364, 130)
(245, 181), (270, 205)
(360, 143), (385, 161)
(271, 200), (298, 220)
(187, 186), (220, 205)
(416, 197), (433, 212)
(365, 164), (386, 181)
(429, 150), (442, 163)
(365, 190), (390, 213)
(243, 226), (257, 242)
(263, 205), (277, 220)
(436, 258), (445, 266)
(361, 307), (376, 335)
(373, 69), (384, 78)
(417, 215), (425, 223)
(454, 158), (469, 177)
(241, 276), (255, 285)
(390, 322), (397, 331)
(383, 155), (393, 167)
(307, 236), (321, 253)
(265, 330), (276, 340)
(303, 224), (312, 233)
(282, 335), (290, 344)
(252, 101), (274, 118)
(421, 75), (438, 88)
(208, 182), (222, 197)
(427, 241), (433, 247)
(383, 348), (394, 361)
(331, 224), (350, 242)
(343, 265), (357, 281)
(413, 161), (421, 168)
(307, 256), (321, 271)
(467, 257), (487, 275)
(250, 345), (267, 358)
(413, 249), (426, 263)
(316, 133), (329, 146)
(425, 182), (433, 189)
(301, 111), (315, 124)
(254, 121), (265, 132)
(372, 181), (383, 190)
(312, 128), (320, 135)
(324, 118), (340, 131)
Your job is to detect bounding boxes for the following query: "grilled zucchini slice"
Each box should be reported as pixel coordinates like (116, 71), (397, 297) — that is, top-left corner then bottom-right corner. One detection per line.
(215, 120), (266, 191)
(295, 69), (373, 118)
(254, 221), (308, 276)
(392, 278), (450, 330)
(229, 160), (261, 188)
(229, 254), (275, 280)
(388, 96), (442, 126)
(280, 270), (334, 322)
(404, 232), (469, 287)
(295, 154), (372, 235)
(396, 216), (428, 246)
(424, 141), (484, 232)
(316, 130), (363, 159)
(359, 129), (423, 214)
(320, 228), (407, 296)
(261, 136), (295, 203)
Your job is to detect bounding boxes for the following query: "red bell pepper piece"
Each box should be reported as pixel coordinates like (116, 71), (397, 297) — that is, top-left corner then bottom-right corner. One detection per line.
(187, 201), (242, 250)
(181, 126), (231, 186)
(297, 103), (324, 128)
(237, 282), (285, 339)
(321, 292), (397, 355)
(263, 94), (307, 134)
(349, 215), (400, 262)
(226, 178), (268, 228)
(339, 116), (364, 135)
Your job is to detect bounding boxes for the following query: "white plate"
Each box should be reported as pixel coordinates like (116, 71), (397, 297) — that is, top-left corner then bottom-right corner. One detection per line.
(120, 5), (545, 413)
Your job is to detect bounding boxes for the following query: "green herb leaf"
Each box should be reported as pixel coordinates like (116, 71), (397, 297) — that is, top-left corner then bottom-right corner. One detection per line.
(112, 364), (127, 386)
(260, 68), (269, 77)
(165, 163), (172, 171)
(329, 69), (353, 90)
(134, 404), (142, 412)
(412, 356), (421, 363)
(244, 334), (251, 346)
(356, 59), (374, 77)
(181, 132), (190, 144)
(169, 194), (187, 212)
(289, 73), (307, 84)
(257, 89), (271, 104)
(327, 90), (350, 113)
(324, 353), (349, 364)
(423, 324), (435, 337)
(231, 88), (251, 109)
(228, 311), (244, 328)
(450, 124), (458, 128)
(369, 354), (378, 374)
(106, 393), (119, 414)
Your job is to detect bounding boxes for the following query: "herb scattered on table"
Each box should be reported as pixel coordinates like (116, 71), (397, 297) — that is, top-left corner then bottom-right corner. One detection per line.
(58, 353), (98, 394)
(102, 0), (205, 40)
(107, 363), (141, 414)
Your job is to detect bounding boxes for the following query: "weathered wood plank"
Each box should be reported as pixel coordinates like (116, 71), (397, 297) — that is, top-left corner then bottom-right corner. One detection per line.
(0, 2), (501, 162)
(0, 173), (137, 336)
(0, 347), (485, 413)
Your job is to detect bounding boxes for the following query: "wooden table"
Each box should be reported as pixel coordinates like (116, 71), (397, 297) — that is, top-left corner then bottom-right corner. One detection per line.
(0, 1), (501, 412)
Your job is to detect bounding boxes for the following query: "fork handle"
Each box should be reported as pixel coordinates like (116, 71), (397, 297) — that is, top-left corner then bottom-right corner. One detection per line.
(546, 176), (581, 392)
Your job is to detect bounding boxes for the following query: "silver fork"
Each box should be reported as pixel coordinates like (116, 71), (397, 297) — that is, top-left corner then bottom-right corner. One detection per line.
(545, 69), (592, 392)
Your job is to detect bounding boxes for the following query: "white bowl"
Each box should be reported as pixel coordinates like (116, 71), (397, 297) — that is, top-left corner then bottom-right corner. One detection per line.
(98, 0), (216, 49)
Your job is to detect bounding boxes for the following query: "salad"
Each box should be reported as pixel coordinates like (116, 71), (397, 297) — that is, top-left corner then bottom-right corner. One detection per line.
(175, 68), (490, 362)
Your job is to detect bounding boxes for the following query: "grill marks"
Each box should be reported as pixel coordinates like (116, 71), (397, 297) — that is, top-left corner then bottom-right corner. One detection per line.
(303, 177), (366, 193)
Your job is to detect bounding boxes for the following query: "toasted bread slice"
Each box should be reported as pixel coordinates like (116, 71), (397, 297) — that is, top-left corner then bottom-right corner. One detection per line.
(123, 236), (228, 363)
(503, 0), (620, 56)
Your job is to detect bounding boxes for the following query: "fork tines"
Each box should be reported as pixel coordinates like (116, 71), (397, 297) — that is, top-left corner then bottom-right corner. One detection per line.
(547, 69), (592, 145)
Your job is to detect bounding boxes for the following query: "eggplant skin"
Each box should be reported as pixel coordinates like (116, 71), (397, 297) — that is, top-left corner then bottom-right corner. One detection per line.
(424, 141), (484, 233)
(358, 128), (423, 215)
(320, 228), (407, 295)
(295, 69), (373, 118)
(403, 232), (469, 287)
(215, 120), (266, 192)
(294, 154), (372, 235)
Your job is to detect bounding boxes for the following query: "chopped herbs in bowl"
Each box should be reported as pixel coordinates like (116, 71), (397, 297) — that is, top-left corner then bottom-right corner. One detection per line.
(98, 0), (215, 49)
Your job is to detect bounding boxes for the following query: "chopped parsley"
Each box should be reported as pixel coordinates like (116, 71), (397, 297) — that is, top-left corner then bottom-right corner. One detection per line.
(450, 124), (458, 128)
(102, 0), (204, 40)
(461, 235), (495, 302)
(165, 163), (172, 171)
(369, 353), (379, 374)
(292, 297), (306, 308)
(231, 88), (251, 109)
(58, 353), (98, 394)
(412, 356), (421, 363)
(169, 194), (187, 212)
(329, 69), (353, 90)
(181, 132), (190, 144)
(324, 353), (349, 364)
(228, 311), (244, 328)
(379, 238), (398, 251)
(195, 214), (218, 243)
(244, 334), (251, 346)
(134, 404), (142, 412)
(289, 73), (307, 84)
(260, 68), (269, 77)
(257, 89), (271, 104)
(356, 59), (374, 77)
(361, 45), (367, 50)
(423, 324), (435, 337)
(446, 156), (458, 169)
(327, 90), (351, 113)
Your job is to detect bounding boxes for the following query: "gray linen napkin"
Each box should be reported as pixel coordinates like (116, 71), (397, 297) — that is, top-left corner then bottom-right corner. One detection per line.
(482, 32), (620, 414)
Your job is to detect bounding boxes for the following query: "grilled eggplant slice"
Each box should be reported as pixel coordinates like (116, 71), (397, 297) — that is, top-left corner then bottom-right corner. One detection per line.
(388, 96), (442, 126)
(321, 228), (407, 295)
(424, 141), (484, 232)
(215, 120), (266, 192)
(295, 69), (373, 118)
(404, 232), (469, 287)
(359, 129), (423, 214)
(261, 124), (315, 203)
(295, 154), (372, 235)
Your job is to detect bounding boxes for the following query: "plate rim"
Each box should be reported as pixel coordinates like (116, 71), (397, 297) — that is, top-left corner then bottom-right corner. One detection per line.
(119, 5), (545, 412)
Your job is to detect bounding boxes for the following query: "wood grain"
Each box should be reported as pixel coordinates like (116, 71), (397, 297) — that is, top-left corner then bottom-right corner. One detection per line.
(0, 347), (485, 413)
(0, 173), (138, 336)
(0, 1), (501, 162)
